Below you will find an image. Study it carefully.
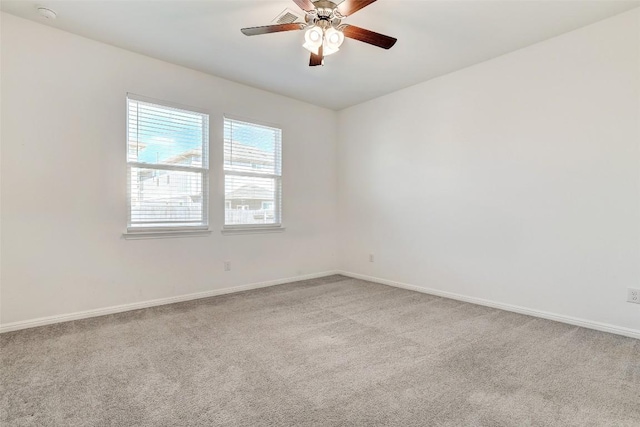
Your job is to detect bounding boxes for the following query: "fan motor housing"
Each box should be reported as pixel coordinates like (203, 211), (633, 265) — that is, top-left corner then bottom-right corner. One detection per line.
(307, 0), (342, 27)
(313, 1), (339, 13)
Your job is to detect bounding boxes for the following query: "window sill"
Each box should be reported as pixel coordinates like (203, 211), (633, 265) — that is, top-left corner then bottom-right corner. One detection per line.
(221, 226), (285, 235)
(123, 228), (212, 240)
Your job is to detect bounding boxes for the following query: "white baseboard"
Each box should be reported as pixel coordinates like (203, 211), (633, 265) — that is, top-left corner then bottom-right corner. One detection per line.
(4, 270), (637, 340)
(0, 271), (339, 334)
(339, 271), (640, 340)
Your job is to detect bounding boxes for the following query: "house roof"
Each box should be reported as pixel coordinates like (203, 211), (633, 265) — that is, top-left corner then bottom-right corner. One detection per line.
(226, 184), (273, 200)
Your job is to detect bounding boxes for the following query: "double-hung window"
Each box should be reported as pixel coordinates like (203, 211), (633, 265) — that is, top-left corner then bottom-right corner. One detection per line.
(126, 95), (209, 233)
(224, 117), (282, 229)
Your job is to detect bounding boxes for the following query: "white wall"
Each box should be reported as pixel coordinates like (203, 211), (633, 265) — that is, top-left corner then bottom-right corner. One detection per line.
(0, 13), (338, 325)
(3, 9), (639, 334)
(338, 9), (640, 332)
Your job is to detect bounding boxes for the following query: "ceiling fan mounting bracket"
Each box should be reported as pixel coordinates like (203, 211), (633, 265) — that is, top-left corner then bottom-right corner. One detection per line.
(312, 1), (339, 14)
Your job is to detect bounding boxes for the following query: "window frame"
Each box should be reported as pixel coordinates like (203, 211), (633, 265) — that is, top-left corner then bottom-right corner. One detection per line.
(222, 115), (284, 234)
(124, 93), (211, 239)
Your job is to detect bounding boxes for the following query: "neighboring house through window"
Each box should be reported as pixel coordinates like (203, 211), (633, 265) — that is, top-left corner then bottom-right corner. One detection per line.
(127, 94), (209, 231)
(224, 117), (282, 228)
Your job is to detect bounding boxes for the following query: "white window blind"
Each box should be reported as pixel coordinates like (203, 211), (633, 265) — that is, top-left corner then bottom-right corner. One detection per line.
(224, 117), (282, 227)
(127, 95), (209, 230)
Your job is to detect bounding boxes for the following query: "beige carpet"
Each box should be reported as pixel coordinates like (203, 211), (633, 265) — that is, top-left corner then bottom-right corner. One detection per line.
(1, 275), (639, 426)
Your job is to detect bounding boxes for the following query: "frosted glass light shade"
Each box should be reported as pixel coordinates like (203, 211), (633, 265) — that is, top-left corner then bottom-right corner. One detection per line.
(323, 27), (344, 56)
(303, 27), (323, 54)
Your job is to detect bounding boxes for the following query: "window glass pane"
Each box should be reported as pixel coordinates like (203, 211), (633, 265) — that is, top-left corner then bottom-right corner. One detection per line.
(223, 117), (282, 227)
(128, 100), (206, 167)
(225, 175), (279, 225)
(129, 166), (204, 227)
(224, 120), (281, 175)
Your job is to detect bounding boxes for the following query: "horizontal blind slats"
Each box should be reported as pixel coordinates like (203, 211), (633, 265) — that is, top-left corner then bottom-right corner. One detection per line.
(127, 97), (209, 228)
(129, 102), (204, 121)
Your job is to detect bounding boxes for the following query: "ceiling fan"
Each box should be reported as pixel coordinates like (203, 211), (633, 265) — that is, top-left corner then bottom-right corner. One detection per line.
(241, 0), (397, 67)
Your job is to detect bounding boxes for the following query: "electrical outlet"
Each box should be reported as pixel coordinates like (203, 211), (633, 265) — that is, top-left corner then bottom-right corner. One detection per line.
(369, 254), (374, 263)
(224, 261), (231, 272)
(628, 288), (640, 304)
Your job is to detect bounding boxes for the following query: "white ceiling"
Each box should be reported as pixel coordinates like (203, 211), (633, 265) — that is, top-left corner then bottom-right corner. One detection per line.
(2, 0), (639, 110)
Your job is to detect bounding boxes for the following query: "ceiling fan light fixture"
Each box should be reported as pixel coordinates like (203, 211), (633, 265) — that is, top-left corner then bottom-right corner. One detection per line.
(322, 45), (339, 56)
(303, 26), (323, 53)
(325, 27), (344, 47)
(303, 42), (320, 55)
(323, 26), (344, 56)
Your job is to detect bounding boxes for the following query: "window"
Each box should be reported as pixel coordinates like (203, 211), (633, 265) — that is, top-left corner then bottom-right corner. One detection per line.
(224, 117), (282, 228)
(127, 95), (209, 232)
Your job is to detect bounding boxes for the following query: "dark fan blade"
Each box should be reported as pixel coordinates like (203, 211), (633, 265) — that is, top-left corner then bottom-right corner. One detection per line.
(342, 25), (397, 49)
(292, 0), (315, 12)
(241, 23), (303, 36)
(309, 44), (323, 67)
(337, 0), (378, 17)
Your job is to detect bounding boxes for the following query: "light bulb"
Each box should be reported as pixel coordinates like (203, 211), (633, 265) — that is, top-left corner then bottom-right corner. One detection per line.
(309, 30), (321, 42)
